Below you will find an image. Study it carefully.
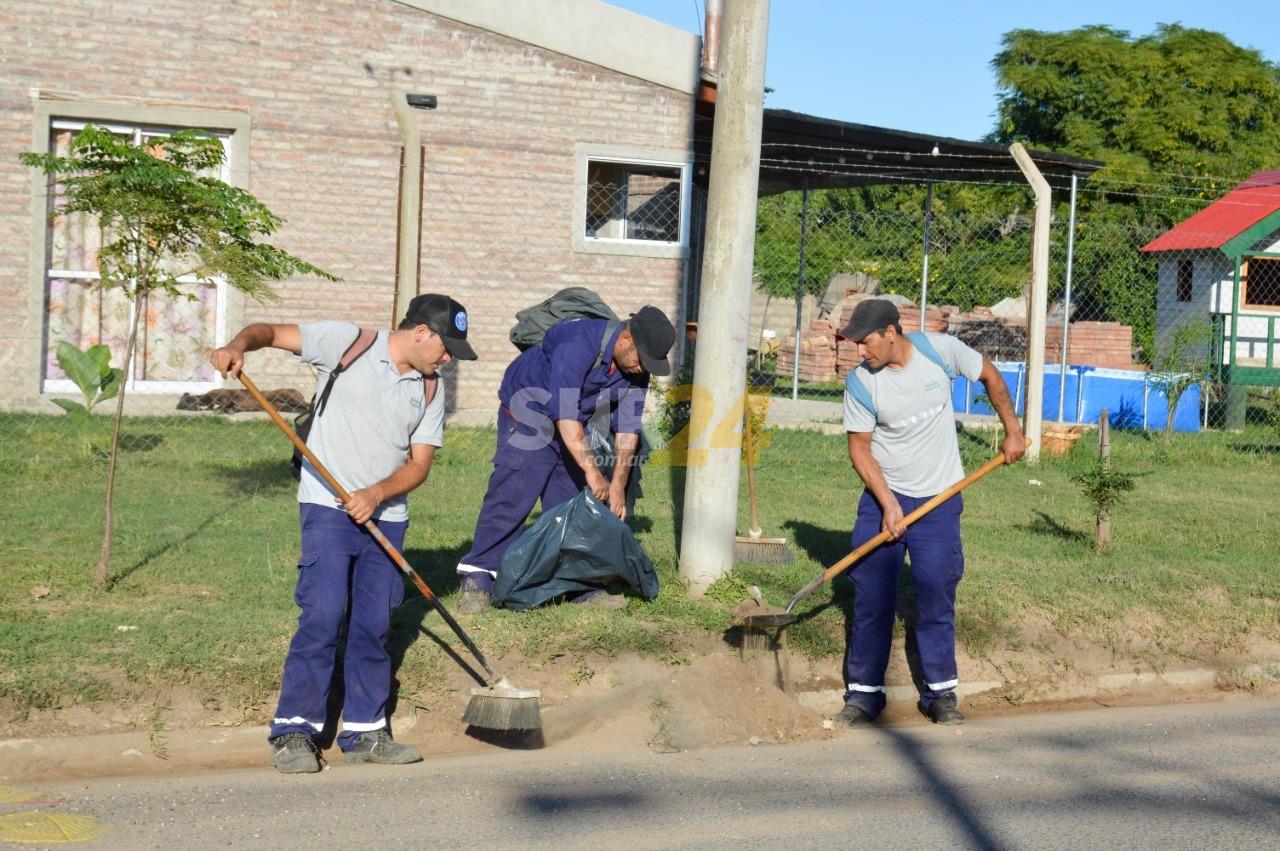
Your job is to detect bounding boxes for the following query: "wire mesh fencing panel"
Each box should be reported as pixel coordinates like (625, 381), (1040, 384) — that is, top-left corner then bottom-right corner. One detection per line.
(8, 147), (1280, 484)
(738, 190), (1269, 459)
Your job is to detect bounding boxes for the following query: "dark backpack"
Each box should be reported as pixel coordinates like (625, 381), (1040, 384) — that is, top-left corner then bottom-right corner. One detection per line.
(291, 329), (439, 480)
(509, 286), (618, 351)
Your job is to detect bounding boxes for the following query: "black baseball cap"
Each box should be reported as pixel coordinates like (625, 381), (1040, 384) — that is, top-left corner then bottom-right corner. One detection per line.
(404, 294), (478, 360)
(629, 305), (676, 376)
(837, 299), (901, 342)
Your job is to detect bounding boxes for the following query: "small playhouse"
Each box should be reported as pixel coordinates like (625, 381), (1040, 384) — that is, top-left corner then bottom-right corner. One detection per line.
(1143, 169), (1280, 428)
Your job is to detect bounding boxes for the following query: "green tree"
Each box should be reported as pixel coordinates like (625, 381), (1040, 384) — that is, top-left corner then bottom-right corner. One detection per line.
(1150, 319), (1211, 434)
(992, 24), (1280, 212)
(23, 125), (338, 586)
(753, 184), (1034, 312)
(991, 24), (1280, 362)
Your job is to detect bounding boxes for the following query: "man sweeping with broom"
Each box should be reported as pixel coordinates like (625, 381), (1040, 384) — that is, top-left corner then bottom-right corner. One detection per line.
(836, 299), (1025, 728)
(211, 294), (476, 773)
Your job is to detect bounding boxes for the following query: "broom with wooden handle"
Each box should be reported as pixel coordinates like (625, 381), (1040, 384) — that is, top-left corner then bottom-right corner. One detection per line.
(739, 444), (1028, 631)
(733, 398), (793, 563)
(236, 369), (540, 732)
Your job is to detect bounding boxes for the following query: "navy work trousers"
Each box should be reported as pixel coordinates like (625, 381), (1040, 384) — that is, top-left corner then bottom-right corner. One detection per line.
(270, 503), (407, 750)
(456, 406), (587, 585)
(843, 489), (964, 717)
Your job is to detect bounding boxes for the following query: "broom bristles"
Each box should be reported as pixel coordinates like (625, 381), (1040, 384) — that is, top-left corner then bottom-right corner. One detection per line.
(463, 680), (542, 731)
(740, 627), (773, 657)
(734, 536), (793, 564)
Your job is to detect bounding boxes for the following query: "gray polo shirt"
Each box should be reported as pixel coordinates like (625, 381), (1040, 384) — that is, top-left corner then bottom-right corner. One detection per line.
(296, 321), (445, 522)
(843, 332), (984, 498)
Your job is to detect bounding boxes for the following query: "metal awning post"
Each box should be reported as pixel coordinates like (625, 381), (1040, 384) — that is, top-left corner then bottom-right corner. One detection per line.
(791, 184), (810, 400)
(1057, 172), (1078, 422)
(919, 180), (932, 329)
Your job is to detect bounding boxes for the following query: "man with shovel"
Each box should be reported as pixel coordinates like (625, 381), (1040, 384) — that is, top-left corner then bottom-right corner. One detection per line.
(837, 299), (1024, 727)
(210, 294), (477, 773)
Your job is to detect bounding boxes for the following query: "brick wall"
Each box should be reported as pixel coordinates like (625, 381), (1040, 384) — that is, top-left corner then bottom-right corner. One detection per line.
(0, 0), (692, 411)
(776, 306), (1138, 384)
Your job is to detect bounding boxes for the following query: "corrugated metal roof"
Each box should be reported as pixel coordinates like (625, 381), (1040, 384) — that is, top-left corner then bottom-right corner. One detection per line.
(1141, 170), (1280, 253)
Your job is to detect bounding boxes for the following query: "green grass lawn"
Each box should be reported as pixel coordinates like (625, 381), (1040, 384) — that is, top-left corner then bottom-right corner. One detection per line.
(1, 410), (1278, 717)
(767, 379), (845, 402)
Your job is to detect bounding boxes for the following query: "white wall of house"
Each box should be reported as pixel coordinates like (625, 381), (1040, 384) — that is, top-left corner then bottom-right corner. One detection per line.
(1156, 239), (1280, 366)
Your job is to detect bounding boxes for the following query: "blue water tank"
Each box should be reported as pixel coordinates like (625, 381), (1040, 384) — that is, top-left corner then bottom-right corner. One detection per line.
(951, 363), (1201, 432)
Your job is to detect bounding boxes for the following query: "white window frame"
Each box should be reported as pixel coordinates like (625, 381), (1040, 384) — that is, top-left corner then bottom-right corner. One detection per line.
(41, 119), (233, 396)
(572, 143), (691, 260)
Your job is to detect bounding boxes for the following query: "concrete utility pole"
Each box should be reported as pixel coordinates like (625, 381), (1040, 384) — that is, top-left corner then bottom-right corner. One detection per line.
(1010, 142), (1048, 464)
(678, 0), (770, 595)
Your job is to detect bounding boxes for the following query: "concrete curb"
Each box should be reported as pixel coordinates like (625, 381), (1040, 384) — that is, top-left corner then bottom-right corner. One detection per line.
(794, 664), (1280, 715)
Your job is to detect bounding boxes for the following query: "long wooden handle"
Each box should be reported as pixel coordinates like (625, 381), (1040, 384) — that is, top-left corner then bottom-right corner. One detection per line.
(744, 402), (762, 536)
(236, 370), (497, 682)
(784, 444), (1027, 613)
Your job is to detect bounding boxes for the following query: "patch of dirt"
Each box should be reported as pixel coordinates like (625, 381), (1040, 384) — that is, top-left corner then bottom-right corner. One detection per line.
(4, 624), (1279, 784)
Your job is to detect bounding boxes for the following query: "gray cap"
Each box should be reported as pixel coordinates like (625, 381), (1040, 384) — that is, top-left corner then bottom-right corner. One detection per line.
(837, 299), (901, 342)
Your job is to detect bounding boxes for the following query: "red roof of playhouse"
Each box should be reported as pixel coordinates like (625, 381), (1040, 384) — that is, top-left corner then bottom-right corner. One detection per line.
(1141, 169), (1280, 253)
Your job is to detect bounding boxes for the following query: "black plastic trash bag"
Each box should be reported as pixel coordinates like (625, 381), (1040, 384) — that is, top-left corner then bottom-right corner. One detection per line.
(492, 489), (659, 611)
(586, 409), (651, 518)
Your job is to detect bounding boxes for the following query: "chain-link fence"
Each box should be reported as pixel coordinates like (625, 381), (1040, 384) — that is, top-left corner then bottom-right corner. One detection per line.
(7, 147), (1280, 480)
(741, 185), (1280, 448)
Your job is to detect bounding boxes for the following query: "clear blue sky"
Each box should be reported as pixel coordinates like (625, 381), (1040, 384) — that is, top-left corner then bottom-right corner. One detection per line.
(607, 1), (1279, 141)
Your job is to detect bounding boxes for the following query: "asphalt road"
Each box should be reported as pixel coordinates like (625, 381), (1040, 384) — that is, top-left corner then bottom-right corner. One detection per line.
(9, 698), (1280, 849)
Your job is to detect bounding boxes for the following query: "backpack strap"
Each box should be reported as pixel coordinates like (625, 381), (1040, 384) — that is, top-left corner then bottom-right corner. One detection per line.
(905, 331), (956, 380)
(845, 368), (878, 420)
(314, 328), (378, 417)
(593, 319), (622, 372)
(845, 332), (957, 421)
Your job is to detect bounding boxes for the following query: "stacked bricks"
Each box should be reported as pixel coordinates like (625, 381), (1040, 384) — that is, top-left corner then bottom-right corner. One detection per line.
(894, 306), (952, 333)
(1044, 321), (1135, 370)
(951, 311), (1137, 369)
(836, 337), (861, 377)
(776, 319), (840, 382)
(778, 304), (1137, 385)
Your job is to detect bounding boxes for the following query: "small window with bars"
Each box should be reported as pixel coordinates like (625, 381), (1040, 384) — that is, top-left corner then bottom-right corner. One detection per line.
(1243, 258), (1280, 309)
(1177, 257), (1193, 302)
(584, 159), (686, 246)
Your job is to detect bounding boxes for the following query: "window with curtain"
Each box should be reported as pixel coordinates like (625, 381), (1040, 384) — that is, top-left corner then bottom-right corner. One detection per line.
(42, 120), (231, 393)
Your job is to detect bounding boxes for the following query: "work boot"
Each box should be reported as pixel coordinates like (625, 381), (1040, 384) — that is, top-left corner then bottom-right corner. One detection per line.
(921, 692), (965, 726)
(270, 732), (322, 774)
(833, 704), (875, 728)
(343, 729), (423, 765)
(457, 576), (492, 614)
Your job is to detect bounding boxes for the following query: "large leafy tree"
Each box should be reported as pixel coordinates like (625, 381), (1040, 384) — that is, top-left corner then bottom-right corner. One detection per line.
(755, 26), (1280, 363)
(23, 126), (338, 586)
(992, 24), (1280, 360)
(992, 24), (1280, 216)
